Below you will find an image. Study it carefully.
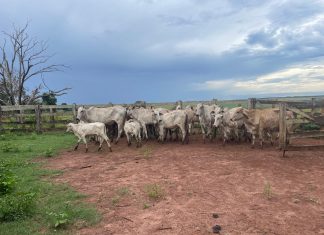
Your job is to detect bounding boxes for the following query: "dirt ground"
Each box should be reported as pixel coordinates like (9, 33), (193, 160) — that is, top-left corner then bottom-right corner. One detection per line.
(46, 135), (324, 235)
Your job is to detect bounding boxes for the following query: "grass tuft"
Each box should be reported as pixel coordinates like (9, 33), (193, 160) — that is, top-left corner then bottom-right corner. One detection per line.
(145, 184), (164, 201)
(263, 181), (273, 200)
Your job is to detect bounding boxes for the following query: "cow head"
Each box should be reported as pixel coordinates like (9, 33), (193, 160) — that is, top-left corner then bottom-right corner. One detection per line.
(76, 106), (86, 122)
(230, 107), (246, 122)
(196, 103), (203, 117)
(66, 123), (74, 132)
(213, 113), (224, 127)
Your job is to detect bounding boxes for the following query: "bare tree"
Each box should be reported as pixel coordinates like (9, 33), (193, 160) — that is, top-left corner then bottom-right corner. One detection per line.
(0, 23), (70, 105)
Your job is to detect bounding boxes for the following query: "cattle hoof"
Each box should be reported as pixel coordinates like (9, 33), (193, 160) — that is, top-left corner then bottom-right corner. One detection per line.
(128, 142), (131, 146)
(109, 147), (112, 152)
(85, 148), (88, 153)
(97, 147), (102, 152)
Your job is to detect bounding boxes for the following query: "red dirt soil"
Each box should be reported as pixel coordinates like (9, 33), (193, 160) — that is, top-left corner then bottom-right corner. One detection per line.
(45, 136), (324, 235)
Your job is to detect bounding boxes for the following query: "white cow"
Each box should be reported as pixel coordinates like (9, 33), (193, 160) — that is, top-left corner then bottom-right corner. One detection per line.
(213, 107), (245, 144)
(126, 107), (158, 139)
(155, 110), (189, 144)
(77, 106), (126, 144)
(196, 103), (222, 142)
(66, 122), (112, 152)
(124, 119), (142, 147)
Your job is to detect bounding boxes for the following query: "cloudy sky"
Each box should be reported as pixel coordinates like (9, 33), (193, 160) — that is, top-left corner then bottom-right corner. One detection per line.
(1, 0), (324, 104)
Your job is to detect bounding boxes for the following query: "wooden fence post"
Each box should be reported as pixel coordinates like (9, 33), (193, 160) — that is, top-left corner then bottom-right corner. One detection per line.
(311, 98), (316, 115)
(19, 108), (25, 131)
(50, 107), (55, 129)
(35, 105), (42, 133)
(248, 98), (256, 109)
(0, 106), (3, 132)
(279, 103), (287, 155)
(72, 104), (77, 123)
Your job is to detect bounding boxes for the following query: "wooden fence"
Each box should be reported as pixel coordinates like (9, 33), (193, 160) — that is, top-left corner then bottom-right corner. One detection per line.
(248, 97), (324, 156)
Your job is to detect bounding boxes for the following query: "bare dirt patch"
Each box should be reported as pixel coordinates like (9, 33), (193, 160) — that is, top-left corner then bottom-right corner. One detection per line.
(46, 136), (324, 235)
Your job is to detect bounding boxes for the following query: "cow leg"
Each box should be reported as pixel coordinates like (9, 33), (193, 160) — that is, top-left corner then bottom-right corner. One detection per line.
(115, 122), (123, 144)
(126, 133), (131, 146)
(135, 134), (140, 148)
(81, 136), (88, 152)
(142, 124), (148, 140)
(251, 134), (256, 148)
(98, 136), (104, 152)
(74, 138), (81, 150)
(139, 132), (142, 147)
(104, 136), (112, 152)
(200, 124), (206, 143)
(179, 125), (186, 144)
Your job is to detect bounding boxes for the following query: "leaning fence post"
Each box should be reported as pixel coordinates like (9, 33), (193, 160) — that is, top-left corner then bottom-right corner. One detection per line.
(35, 104), (42, 133)
(72, 103), (77, 123)
(279, 103), (287, 155)
(248, 98), (256, 109)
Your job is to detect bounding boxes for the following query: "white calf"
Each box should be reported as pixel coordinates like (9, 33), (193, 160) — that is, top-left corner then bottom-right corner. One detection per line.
(66, 122), (112, 152)
(124, 119), (142, 147)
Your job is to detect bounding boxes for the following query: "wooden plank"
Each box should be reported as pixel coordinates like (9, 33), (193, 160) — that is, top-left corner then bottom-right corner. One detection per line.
(257, 99), (324, 109)
(40, 105), (74, 109)
(35, 104), (42, 133)
(1, 105), (36, 111)
(289, 130), (324, 139)
(279, 103), (287, 150)
(285, 145), (324, 151)
(287, 107), (314, 121)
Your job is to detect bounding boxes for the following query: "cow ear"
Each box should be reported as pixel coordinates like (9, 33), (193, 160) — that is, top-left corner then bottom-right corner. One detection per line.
(159, 112), (163, 116)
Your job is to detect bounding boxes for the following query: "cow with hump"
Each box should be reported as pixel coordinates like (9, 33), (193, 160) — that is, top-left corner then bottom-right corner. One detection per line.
(76, 105), (127, 144)
(154, 110), (189, 144)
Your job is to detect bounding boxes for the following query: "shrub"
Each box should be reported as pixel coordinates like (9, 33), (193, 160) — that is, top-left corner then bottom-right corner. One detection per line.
(301, 123), (320, 131)
(0, 165), (16, 195)
(47, 212), (70, 229)
(0, 192), (36, 221)
(145, 184), (164, 201)
(44, 148), (54, 157)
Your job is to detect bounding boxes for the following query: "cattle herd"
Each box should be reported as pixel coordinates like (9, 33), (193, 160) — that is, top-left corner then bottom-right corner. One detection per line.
(65, 103), (294, 152)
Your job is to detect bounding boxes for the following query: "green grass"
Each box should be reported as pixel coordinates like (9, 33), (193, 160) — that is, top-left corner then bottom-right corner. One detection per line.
(0, 132), (100, 235)
(144, 184), (164, 201)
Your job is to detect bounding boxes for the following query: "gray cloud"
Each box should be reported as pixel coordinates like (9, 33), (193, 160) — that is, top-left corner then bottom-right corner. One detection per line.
(0, 0), (323, 103)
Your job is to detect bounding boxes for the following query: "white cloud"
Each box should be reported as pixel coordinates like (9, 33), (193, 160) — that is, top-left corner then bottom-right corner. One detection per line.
(194, 62), (324, 95)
